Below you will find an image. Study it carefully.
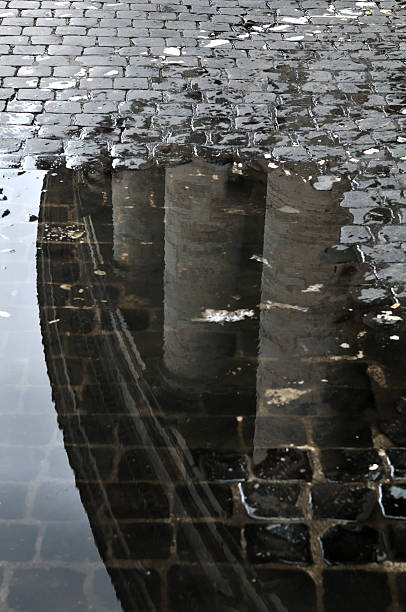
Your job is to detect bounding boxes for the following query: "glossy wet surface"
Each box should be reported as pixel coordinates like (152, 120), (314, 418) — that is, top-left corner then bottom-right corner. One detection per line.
(1, 159), (406, 611)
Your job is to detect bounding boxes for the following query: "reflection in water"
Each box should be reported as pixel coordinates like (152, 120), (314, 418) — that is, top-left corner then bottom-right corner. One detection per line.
(0, 159), (403, 610)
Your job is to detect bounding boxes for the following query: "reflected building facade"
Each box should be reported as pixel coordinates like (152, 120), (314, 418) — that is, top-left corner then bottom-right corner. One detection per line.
(37, 160), (406, 611)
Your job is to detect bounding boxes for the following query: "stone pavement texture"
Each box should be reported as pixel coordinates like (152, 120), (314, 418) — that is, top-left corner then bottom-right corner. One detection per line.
(0, 0), (402, 167)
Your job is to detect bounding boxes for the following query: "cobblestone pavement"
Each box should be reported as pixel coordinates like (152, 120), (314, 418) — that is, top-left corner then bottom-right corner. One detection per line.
(1, 0), (406, 611)
(0, 0), (402, 167)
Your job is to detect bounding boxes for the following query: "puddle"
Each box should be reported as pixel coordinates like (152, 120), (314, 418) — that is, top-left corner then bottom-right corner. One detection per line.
(0, 159), (405, 610)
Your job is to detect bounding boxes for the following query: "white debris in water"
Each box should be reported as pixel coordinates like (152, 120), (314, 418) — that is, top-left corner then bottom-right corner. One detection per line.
(261, 301), (309, 313)
(163, 47), (181, 56)
(94, 269), (106, 276)
(48, 319), (60, 324)
(390, 335), (400, 340)
(198, 308), (255, 323)
(369, 464), (379, 471)
(340, 342), (350, 348)
(0, 310), (11, 318)
(270, 24), (290, 31)
(374, 310), (402, 324)
(390, 486), (406, 500)
(312, 175), (341, 190)
(281, 16), (309, 24)
(279, 205), (300, 214)
(302, 283), (323, 292)
(265, 387), (309, 405)
(204, 39), (230, 47)
(250, 254), (271, 266)
(363, 147), (380, 155)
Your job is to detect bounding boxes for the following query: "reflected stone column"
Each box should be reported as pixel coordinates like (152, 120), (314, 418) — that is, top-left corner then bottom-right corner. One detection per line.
(254, 166), (358, 461)
(163, 159), (245, 389)
(112, 168), (165, 304)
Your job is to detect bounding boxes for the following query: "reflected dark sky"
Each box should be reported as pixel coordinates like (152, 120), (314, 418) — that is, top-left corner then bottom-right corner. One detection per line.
(0, 160), (405, 611)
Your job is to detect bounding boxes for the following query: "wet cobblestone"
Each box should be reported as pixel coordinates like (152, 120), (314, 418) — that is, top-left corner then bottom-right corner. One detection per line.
(0, 0), (400, 169)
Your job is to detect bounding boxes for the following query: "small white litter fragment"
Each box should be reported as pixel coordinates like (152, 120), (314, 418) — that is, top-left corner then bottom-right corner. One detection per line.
(163, 47), (181, 56)
(250, 254), (271, 267)
(302, 284), (323, 293)
(0, 311), (11, 318)
(197, 309), (255, 323)
(204, 39), (230, 48)
(281, 16), (309, 24)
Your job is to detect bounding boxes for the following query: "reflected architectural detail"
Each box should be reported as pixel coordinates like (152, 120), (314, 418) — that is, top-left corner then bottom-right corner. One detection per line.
(29, 160), (406, 611)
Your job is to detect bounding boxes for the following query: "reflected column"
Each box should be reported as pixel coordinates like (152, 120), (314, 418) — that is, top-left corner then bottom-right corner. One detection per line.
(112, 168), (165, 365)
(163, 159), (245, 389)
(254, 166), (363, 461)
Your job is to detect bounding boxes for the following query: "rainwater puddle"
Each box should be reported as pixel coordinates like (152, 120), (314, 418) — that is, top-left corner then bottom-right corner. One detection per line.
(0, 158), (405, 611)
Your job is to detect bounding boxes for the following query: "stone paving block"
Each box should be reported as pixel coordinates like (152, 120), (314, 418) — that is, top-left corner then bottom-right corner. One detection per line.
(320, 525), (385, 565)
(323, 571), (392, 612)
(245, 523), (312, 565)
(240, 482), (304, 520)
(7, 568), (87, 612)
(311, 484), (377, 521)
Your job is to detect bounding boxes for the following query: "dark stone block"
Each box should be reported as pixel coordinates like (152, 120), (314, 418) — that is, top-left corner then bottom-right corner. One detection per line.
(240, 482), (303, 520)
(396, 573), (406, 607)
(203, 391), (256, 416)
(103, 568), (161, 611)
(320, 449), (384, 482)
(100, 307), (149, 331)
(323, 571), (392, 612)
(245, 524), (312, 565)
(46, 261), (80, 284)
(387, 524), (406, 561)
(49, 307), (95, 334)
(41, 521), (100, 562)
(65, 445), (115, 481)
(0, 523), (38, 561)
(380, 484), (406, 518)
(7, 568), (86, 612)
(255, 569), (317, 612)
(387, 449), (406, 479)
(252, 448), (312, 481)
(60, 415), (116, 445)
(378, 418), (406, 445)
(244, 417), (307, 447)
(118, 447), (182, 481)
(311, 417), (372, 447)
(117, 416), (177, 447)
(191, 449), (248, 482)
(177, 417), (241, 450)
(321, 525), (385, 565)
(168, 564), (241, 612)
(174, 484), (233, 518)
(103, 483), (169, 519)
(112, 523), (172, 560)
(48, 357), (84, 386)
(311, 484), (377, 521)
(177, 523), (241, 563)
